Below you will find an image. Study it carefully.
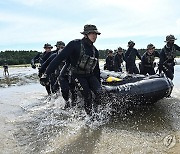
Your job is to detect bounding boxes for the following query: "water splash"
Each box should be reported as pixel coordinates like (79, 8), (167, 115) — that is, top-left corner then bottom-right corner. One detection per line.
(13, 93), (115, 153)
(163, 134), (176, 149)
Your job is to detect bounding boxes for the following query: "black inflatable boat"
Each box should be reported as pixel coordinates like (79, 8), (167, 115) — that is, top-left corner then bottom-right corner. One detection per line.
(100, 70), (174, 104)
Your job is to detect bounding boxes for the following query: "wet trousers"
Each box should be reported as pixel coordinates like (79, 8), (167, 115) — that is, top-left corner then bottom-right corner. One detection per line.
(59, 75), (77, 103)
(140, 66), (155, 75)
(163, 65), (174, 80)
(73, 75), (102, 115)
(126, 63), (139, 74)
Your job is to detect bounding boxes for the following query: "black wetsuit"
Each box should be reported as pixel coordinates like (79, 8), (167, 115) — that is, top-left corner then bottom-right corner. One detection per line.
(31, 51), (52, 67)
(3, 64), (9, 75)
(44, 37), (102, 115)
(58, 62), (77, 104)
(114, 53), (125, 72)
(39, 53), (76, 102)
(31, 51), (53, 94)
(105, 56), (114, 71)
(124, 47), (141, 74)
(159, 44), (180, 80)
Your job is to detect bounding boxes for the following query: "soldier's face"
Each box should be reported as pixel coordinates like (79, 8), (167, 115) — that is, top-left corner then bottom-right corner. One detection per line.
(169, 40), (174, 44)
(87, 32), (97, 43)
(44, 47), (52, 52)
(118, 51), (123, 55)
(147, 48), (154, 55)
(57, 45), (64, 50)
(109, 53), (113, 57)
(57, 46), (65, 54)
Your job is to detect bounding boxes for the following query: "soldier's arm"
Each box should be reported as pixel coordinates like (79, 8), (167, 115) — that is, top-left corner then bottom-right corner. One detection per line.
(136, 49), (142, 60)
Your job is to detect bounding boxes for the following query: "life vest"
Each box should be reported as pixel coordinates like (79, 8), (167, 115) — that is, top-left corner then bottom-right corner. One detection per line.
(145, 53), (155, 64)
(164, 45), (176, 60)
(117, 54), (123, 64)
(72, 42), (98, 74)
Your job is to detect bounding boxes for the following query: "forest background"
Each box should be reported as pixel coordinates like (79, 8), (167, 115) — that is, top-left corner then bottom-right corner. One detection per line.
(0, 49), (179, 65)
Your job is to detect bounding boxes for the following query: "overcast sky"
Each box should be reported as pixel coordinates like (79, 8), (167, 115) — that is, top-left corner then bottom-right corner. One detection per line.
(0, 0), (180, 51)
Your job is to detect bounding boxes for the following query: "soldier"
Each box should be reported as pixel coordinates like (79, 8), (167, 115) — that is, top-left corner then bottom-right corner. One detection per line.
(114, 47), (125, 72)
(159, 35), (180, 80)
(124, 40), (141, 74)
(58, 61), (77, 108)
(3, 63), (9, 76)
(40, 24), (103, 115)
(31, 43), (53, 69)
(31, 43), (53, 95)
(39, 41), (66, 94)
(140, 43), (159, 75)
(53, 41), (66, 54)
(39, 41), (77, 106)
(105, 50), (114, 71)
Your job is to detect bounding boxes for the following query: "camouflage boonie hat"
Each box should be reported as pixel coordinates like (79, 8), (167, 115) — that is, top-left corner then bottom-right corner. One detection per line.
(44, 43), (53, 48)
(147, 43), (155, 49)
(128, 40), (135, 47)
(81, 24), (101, 35)
(108, 50), (113, 54)
(118, 47), (123, 52)
(55, 41), (65, 47)
(164, 34), (177, 42)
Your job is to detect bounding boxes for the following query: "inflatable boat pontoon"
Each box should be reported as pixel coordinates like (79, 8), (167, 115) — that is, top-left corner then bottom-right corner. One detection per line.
(101, 70), (174, 104)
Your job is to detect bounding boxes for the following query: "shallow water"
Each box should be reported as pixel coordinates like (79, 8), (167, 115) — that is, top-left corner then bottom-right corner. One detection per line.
(0, 65), (180, 154)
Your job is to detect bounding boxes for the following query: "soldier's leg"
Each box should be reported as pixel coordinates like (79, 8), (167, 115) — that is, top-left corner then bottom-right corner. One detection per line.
(74, 76), (93, 115)
(69, 76), (77, 106)
(163, 66), (174, 80)
(149, 67), (155, 75)
(45, 85), (51, 95)
(133, 65), (140, 74)
(59, 76), (70, 102)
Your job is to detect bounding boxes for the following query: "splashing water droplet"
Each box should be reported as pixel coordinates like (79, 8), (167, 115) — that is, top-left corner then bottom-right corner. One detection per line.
(163, 134), (176, 149)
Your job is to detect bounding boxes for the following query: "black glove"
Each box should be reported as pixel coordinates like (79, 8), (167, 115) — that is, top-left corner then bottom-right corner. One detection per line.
(40, 74), (49, 86)
(31, 64), (36, 69)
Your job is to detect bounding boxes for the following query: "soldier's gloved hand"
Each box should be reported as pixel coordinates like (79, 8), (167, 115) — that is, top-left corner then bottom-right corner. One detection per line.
(160, 72), (165, 76)
(40, 74), (49, 86)
(31, 64), (36, 69)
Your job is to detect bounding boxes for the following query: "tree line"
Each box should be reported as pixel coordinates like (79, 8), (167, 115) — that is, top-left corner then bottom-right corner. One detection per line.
(0, 50), (39, 65)
(0, 49), (179, 66)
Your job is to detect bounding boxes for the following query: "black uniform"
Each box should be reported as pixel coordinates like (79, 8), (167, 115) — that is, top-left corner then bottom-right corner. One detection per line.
(3, 64), (9, 76)
(159, 44), (180, 80)
(114, 53), (124, 72)
(124, 47), (141, 74)
(31, 51), (53, 94)
(31, 52), (52, 68)
(39, 53), (62, 94)
(59, 61), (77, 105)
(42, 37), (102, 115)
(140, 51), (159, 75)
(105, 56), (114, 71)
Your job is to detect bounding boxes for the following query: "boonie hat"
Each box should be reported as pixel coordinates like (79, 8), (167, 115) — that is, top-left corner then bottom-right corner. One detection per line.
(44, 43), (53, 48)
(128, 40), (135, 47)
(164, 34), (177, 42)
(81, 24), (101, 35)
(147, 43), (155, 49)
(55, 41), (65, 47)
